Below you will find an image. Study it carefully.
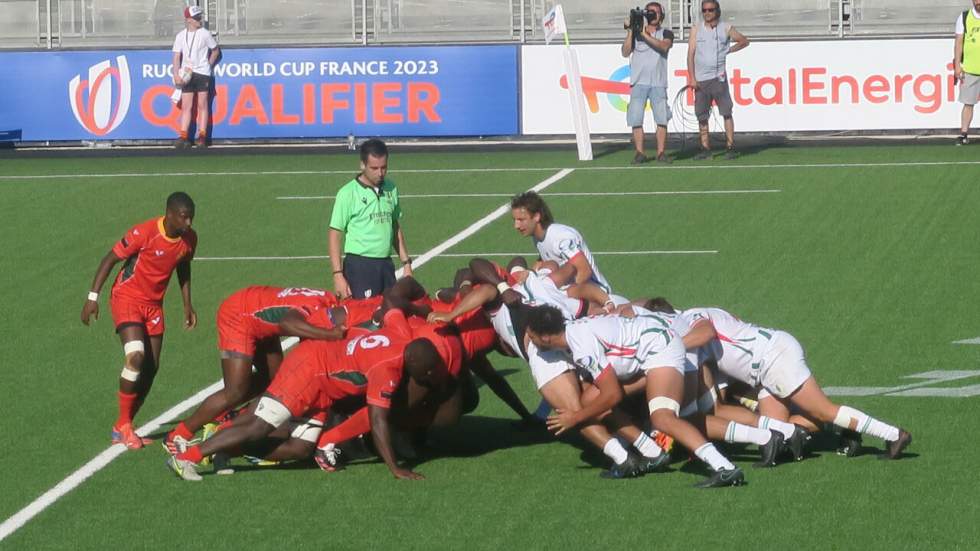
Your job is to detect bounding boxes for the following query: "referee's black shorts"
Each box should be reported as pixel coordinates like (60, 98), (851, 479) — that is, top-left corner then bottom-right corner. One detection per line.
(342, 254), (396, 299)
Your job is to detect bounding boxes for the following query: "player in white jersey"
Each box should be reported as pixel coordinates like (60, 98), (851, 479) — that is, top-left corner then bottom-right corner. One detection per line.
(429, 258), (664, 478)
(673, 305), (911, 460)
(510, 191), (612, 293)
(526, 305), (745, 488)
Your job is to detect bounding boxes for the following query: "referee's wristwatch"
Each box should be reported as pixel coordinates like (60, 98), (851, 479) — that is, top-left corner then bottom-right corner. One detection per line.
(401, 257), (413, 266)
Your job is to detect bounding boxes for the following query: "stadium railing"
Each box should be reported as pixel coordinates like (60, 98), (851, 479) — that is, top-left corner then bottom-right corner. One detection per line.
(0, 0), (965, 49)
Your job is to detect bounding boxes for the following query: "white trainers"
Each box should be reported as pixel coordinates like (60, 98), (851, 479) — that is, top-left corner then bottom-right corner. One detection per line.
(167, 455), (202, 482)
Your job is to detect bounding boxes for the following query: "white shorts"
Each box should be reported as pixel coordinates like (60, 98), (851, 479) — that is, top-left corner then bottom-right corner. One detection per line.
(288, 416), (325, 444)
(638, 335), (688, 376)
(758, 331), (812, 399)
(527, 340), (574, 389)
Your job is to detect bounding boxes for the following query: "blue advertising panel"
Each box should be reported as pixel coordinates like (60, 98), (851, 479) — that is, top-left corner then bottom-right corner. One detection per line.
(0, 45), (518, 140)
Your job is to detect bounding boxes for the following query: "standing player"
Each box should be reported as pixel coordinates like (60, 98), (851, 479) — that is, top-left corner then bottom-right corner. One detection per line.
(167, 309), (445, 481)
(81, 192), (197, 450)
(678, 306), (912, 459)
(172, 5), (219, 148)
(165, 285), (347, 447)
(511, 191), (612, 293)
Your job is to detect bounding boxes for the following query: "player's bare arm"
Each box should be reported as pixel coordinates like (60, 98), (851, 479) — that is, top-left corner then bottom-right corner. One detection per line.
(683, 320), (717, 349)
(565, 282), (614, 313)
(427, 284), (496, 323)
(81, 250), (122, 325)
(176, 260), (196, 329)
(328, 228), (351, 299)
(395, 223), (412, 277)
(279, 309), (346, 340)
(686, 25), (699, 89)
(639, 27), (673, 54)
(956, 33), (966, 81)
(547, 369), (624, 435)
(568, 253), (594, 286)
(171, 51), (182, 86)
(369, 403), (424, 480)
(728, 27), (750, 53)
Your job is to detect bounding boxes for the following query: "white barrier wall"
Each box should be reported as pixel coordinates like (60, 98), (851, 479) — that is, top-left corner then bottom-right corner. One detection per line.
(521, 40), (958, 134)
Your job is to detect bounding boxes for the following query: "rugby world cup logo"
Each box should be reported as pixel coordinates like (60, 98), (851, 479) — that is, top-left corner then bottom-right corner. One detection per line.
(68, 55), (131, 136)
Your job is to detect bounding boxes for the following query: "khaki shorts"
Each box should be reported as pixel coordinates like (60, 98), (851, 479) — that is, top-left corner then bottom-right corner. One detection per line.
(695, 77), (734, 121)
(959, 73), (980, 105)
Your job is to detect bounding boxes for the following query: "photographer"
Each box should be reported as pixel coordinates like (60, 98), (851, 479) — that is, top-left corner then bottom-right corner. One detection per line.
(622, 2), (674, 164)
(686, 0), (749, 160)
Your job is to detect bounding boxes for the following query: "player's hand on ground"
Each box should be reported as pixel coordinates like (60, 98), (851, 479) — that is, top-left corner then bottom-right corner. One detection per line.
(392, 467), (424, 480)
(184, 307), (197, 329)
(426, 311), (453, 324)
(546, 409), (577, 435)
(81, 300), (99, 325)
(333, 273), (352, 299)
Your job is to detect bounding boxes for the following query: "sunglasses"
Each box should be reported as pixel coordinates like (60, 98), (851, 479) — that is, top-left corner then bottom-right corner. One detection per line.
(702, 7), (718, 12)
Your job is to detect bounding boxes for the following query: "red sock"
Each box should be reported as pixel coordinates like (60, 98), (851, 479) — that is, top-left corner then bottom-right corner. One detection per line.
(178, 130), (188, 140)
(116, 391), (138, 427)
(170, 422), (194, 441)
(197, 131), (206, 140)
(217, 418), (235, 431)
(178, 445), (204, 464)
(316, 407), (370, 449)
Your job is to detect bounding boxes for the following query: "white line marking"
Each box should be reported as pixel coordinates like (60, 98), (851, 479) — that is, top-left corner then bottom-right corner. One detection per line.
(952, 337), (980, 345)
(194, 250), (716, 261)
(0, 168), (574, 543)
(2, 160), (979, 180)
(276, 189), (781, 200)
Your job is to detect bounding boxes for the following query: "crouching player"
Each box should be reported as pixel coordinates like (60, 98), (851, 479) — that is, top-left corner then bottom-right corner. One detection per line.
(81, 192), (197, 450)
(526, 305), (745, 488)
(165, 286), (347, 448)
(166, 309), (446, 481)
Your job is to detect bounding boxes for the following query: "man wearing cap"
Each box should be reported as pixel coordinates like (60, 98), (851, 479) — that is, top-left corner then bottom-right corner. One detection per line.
(172, 5), (220, 149)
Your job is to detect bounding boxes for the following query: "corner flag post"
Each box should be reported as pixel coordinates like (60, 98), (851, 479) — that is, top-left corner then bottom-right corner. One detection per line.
(543, 5), (593, 161)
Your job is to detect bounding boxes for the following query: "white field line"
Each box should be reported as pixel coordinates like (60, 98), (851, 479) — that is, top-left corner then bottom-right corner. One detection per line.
(2, 160), (980, 180)
(0, 168), (574, 543)
(194, 250), (717, 261)
(276, 189), (781, 200)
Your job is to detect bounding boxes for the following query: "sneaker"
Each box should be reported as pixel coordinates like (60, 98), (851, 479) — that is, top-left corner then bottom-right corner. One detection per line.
(787, 426), (811, 462)
(655, 153), (672, 164)
(956, 134), (969, 146)
(314, 443), (344, 473)
(880, 429), (911, 460)
(196, 138), (208, 149)
(837, 429), (862, 457)
(631, 152), (648, 165)
(213, 453), (234, 475)
(723, 147), (738, 160)
(167, 455), (202, 482)
(174, 138), (190, 150)
(637, 451), (671, 474)
(201, 422), (220, 442)
(652, 430), (674, 454)
(694, 467), (745, 488)
(753, 430), (785, 468)
(693, 148), (712, 160)
(599, 454), (644, 479)
(163, 435), (189, 455)
(243, 455), (282, 467)
(111, 423), (150, 450)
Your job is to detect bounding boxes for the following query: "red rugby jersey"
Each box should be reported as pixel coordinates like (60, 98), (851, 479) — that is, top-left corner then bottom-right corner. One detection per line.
(110, 217), (196, 305)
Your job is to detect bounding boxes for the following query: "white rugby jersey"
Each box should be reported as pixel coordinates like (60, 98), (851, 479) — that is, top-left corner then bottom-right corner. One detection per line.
(563, 313), (685, 383)
(489, 305), (525, 360)
(511, 268), (586, 320)
(679, 307), (777, 386)
(533, 223), (611, 293)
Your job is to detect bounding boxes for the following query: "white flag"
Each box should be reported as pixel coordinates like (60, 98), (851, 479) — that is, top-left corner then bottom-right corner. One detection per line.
(542, 5), (567, 46)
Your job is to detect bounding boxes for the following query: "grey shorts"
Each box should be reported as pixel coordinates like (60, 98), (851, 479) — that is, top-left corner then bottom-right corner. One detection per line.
(627, 85), (671, 127)
(959, 73), (980, 105)
(694, 78), (734, 121)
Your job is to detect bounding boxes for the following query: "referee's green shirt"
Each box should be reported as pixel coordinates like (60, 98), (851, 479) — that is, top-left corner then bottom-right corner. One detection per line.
(329, 177), (401, 258)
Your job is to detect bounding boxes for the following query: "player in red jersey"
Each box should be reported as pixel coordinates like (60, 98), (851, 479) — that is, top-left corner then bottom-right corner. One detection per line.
(81, 192), (197, 450)
(165, 286), (348, 447)
(167, 309), (446, 481)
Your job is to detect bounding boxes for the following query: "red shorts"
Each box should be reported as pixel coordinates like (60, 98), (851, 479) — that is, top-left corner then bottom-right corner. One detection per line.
(216, 297), (257, 357)
(110, 298), (165, 336)
(264, 345), (334, 417)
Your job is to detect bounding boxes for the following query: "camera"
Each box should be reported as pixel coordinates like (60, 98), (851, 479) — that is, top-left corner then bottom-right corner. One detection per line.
(627, 7), (659, 35)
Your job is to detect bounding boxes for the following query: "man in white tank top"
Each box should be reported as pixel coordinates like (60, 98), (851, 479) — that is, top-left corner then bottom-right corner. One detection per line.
(172, 6), (220, 149)
(685, 0), (748, 160)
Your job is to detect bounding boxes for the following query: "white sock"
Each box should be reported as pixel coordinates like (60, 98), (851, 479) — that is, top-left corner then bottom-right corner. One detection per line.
(725, 421), (771, 446)
(632, 432), (663, 458)
(603, 438), (629, 465)
(834, 406), (900, 442)
(694, 443), (736, 472)
(758, 415), (796, 440)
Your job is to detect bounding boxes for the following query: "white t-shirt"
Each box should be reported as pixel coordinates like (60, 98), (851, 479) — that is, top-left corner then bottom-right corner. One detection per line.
(563, 313), (685, 383)
(533, 223), (611, 293)
(510, 268), (586, 320)
(679, 307), (778, 387)
(172, 28), (218, 76)
(955, 9), (980, 34)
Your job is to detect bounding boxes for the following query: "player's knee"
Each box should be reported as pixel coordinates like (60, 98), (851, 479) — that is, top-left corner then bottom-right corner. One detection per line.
(245, 415), (276, 440)
(280, 439), (315, 461)
(123, 340), (144, 364)
(648, 396), (681, 428)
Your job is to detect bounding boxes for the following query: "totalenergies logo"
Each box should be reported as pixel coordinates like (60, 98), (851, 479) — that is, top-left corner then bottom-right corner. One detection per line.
(560, 66), (631, 113)
(68, 56), (131, 136)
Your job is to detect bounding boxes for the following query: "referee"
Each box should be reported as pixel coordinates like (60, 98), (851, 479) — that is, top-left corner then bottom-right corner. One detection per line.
(329, 139), (412, 299)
